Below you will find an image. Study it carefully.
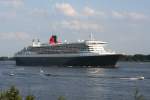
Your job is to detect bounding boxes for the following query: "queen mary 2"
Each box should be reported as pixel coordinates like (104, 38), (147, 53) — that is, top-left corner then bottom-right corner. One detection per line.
(15, 35), (121, 68)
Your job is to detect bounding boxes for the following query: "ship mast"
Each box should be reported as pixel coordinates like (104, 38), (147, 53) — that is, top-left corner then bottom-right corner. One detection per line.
(90, 33), (94, 41)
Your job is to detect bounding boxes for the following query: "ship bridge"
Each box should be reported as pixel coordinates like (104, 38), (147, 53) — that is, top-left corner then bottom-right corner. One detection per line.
(84, 40), (115, 55)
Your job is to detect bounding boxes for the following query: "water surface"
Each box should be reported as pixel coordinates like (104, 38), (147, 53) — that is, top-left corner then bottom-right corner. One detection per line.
(0, 61), (149, 100)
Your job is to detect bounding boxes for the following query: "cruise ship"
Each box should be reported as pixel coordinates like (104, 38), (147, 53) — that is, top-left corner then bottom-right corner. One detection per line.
(15, 35), (120, 68)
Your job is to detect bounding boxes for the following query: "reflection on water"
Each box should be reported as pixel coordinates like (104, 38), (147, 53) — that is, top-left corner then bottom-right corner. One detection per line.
(0, 61), (150, 100)
(87, 68), (104, 74)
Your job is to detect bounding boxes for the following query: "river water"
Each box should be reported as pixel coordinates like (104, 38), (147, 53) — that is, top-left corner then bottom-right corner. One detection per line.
(0, 61), (150, 100)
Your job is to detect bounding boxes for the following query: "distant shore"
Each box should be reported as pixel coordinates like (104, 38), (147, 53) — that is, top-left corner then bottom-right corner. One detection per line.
(0, 54), (150, 62)
(119, 54), (150, 62)
(0, 57), (14, 61)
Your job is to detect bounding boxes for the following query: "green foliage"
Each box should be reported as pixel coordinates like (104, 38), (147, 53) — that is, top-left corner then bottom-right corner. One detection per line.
(0, 86), (22, 100)
(0, 86), (67, 100)
(25, 95), (35, 100)
(57, 96), (66, 100)
(0, 91), (7, 100)
(134, 88), (145, 100)
(0, 86), (148, 100)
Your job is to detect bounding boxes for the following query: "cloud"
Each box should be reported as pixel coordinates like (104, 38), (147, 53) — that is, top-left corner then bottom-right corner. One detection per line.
(61, 20), (103, 32)
(128, 12), (148, 20)
(0, 32), (30, 40)
(0, 12), (16, 19)
(55, 3), (105, 17)
(29, 8), (49, 17)
(112, 11), (125, 19)
(0, 0), (23, 8)
(82, 7), (106, 17)
(112, 11), (148, 20)
(55, 3), (77, 17)
(83, 7), (95, 16)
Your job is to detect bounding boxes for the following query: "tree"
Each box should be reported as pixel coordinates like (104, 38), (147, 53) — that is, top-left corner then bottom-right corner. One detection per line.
(25, 95), (35, 100)
(0, 86), (22, 100)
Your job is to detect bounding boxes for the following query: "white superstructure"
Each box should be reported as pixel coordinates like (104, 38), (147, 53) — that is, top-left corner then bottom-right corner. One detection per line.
(85, 40), (115, 54)
(16, 39), (115, 58)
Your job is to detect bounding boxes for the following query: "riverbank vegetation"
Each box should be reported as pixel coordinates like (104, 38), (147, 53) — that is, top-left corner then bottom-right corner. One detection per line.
(134, 88), (145, 100)
(0, 86), (66, 100)
(0, 57), (14, 61)
(119, 54), (150, 62)
(0, 86), (146, 100)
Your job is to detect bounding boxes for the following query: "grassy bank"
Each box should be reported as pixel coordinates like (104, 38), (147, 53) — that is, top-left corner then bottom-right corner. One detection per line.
(0, 86), (146, 100)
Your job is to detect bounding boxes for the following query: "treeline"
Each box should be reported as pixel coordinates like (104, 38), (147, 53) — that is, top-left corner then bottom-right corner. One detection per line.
(0, 57), (14, 61)
(119, 54), (150, 62)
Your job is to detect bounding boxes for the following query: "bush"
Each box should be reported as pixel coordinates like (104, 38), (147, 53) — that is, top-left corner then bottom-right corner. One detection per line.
(58, 96), (66, 100)
(0, 86), (36, 100)
(134, 88), (145, 100)
(25, 95), (35, 100)
(0, 86), (22, 100)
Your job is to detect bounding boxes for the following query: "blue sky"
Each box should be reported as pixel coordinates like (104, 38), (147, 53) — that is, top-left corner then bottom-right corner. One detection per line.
(0, 0), (150, 56)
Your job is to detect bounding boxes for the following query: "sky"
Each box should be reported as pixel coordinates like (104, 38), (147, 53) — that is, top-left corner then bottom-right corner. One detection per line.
(0, 0), (150, 56)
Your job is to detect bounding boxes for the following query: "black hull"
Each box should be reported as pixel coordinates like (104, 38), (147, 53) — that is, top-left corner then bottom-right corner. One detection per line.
(15, 54), (120, 68)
